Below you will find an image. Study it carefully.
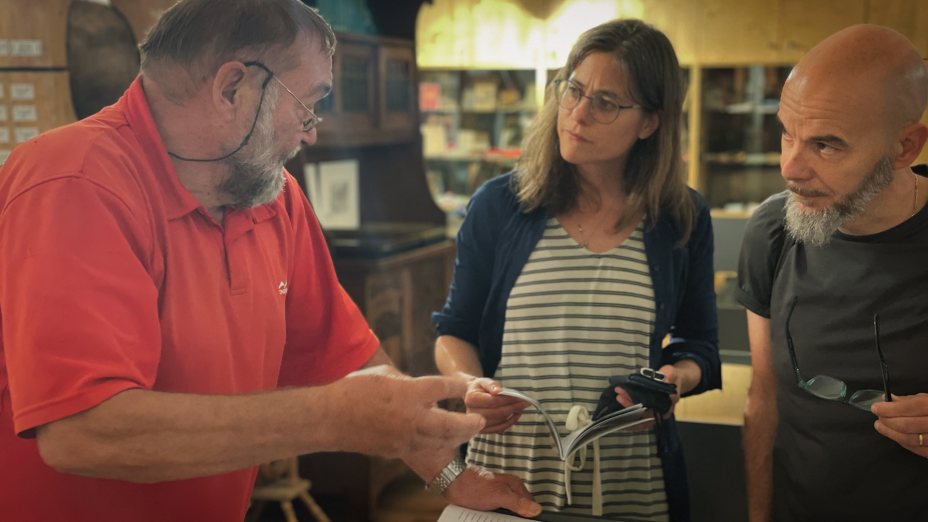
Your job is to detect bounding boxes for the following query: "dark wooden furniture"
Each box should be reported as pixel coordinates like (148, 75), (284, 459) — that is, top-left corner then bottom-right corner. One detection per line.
(287, 21), (454, 520)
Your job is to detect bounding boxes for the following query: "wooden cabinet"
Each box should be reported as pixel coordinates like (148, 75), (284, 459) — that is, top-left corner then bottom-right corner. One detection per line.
(379, 44), (418, 132)
(334, 240), (454, 377)
(696, 65), (792, 209)
(315, 33), (418, 146)
(301, 240), (455, 520)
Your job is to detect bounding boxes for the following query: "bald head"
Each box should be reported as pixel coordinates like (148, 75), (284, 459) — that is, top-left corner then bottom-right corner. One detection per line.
(787, 24), (927, 130)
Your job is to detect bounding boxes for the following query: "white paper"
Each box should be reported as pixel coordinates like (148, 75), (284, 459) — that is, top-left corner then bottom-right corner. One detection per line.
(14, 127), (38, 143)
(10, 39), (43, 58)
(12, 105), (37, 122)
(0, 40), (9, 56)
(498, 388), (651, 460)
(0, 128), (9, 144)
(10, 83), (35, 101)
(313, 159), (360, 230)
(0, 106), (7, 122)
(438, 505), (533, 522)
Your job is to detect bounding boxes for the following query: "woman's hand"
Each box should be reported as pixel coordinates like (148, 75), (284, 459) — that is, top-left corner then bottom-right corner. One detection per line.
(657, 364), (684, 419)
(464, 378), (530, 434)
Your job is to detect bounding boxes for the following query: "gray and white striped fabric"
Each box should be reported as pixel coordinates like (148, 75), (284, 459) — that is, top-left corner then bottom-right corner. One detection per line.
(466, 218), (669, 521)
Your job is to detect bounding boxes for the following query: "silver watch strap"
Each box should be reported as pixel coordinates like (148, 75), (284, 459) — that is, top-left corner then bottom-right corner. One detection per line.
(425, 455), (466, 493)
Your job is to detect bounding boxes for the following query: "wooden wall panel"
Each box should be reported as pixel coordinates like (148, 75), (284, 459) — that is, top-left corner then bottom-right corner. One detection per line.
(0, 0), (69, 68)
(0, 71), (74, 164)
(777, 0), (867, 63)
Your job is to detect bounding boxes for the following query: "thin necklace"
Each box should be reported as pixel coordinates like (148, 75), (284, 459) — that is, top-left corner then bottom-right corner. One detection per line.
(912, 171), (919, 218)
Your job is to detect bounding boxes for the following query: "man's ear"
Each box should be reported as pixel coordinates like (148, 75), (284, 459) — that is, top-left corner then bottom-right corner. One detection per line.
(210, 62), (250, 121)
(637, 111), (660, 140)
(892, 121), (928, 169)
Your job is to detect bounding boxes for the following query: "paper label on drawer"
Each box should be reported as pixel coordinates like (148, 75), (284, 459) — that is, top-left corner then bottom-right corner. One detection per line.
(15, 127), (38, 143)
(0, 128), (9, 144)
(12, 105), (37, 122)
(0, 150), (10, 165)
(11, 40), (43, 57)
(0, 83), (5, 100)
(10, 83), (35, 101)
(0, 40), (9, 56)
(0, 106), (6, 122)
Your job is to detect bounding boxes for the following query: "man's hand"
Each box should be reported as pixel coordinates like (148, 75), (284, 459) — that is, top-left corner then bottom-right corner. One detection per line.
(321, 368), (485, 461)
(444, 466), (542, 518)
(464, 378), (529, 434)
(872, 393), (928, 459)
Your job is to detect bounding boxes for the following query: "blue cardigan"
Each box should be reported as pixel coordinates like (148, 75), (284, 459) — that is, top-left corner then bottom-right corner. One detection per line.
(432, 174), (721, 522)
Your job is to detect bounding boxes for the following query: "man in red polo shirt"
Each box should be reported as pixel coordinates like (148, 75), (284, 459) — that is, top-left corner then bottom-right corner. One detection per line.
(0, 1), (541, 520)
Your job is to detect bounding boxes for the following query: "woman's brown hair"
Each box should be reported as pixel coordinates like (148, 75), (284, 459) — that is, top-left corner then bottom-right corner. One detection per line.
(515, 18), (694, 244)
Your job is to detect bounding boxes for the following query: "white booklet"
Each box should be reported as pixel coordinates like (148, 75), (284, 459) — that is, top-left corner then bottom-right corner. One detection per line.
(438, 505), (534, 521)
(499, 388), (653, 460)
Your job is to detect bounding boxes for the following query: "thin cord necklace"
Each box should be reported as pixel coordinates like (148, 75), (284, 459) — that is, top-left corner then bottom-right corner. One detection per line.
(912, 171), (919, 218)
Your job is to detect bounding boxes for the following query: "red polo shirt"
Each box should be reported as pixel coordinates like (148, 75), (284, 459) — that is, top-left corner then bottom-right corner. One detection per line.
(0, 77), (380, 521)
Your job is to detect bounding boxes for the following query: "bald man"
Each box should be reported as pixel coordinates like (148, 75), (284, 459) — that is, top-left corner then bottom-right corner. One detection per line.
(736, 25), (928, 522)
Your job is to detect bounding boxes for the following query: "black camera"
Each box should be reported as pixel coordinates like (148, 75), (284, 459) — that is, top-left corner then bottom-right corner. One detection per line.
(592, 367), (677, 420)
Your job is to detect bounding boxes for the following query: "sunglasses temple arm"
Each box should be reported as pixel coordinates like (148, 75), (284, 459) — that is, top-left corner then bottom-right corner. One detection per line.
(785, 297), (805, 386)
(874, 314), (892, 403)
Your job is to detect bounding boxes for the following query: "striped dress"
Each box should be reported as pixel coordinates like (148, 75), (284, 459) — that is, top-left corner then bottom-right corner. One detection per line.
(466, 218), (669, 521)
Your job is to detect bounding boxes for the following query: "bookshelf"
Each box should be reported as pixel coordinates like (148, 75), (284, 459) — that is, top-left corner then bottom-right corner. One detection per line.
(419, 69), (538, 225)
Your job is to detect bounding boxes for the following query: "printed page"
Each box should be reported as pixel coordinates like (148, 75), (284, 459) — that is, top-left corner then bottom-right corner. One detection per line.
(500, 388), (650, 459)
(561, 409), (653, 458)
(498, 388), (564, 456)
(438, 505), (535, 522)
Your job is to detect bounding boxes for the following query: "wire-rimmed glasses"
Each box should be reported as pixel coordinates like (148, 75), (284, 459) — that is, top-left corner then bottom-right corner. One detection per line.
(246, 61), (324, 132)
(785, 296), (892, 411)
(552, 79), (640, 124)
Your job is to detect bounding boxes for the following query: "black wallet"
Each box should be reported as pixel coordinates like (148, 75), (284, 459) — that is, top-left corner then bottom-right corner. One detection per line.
(592, 368), (677, 420)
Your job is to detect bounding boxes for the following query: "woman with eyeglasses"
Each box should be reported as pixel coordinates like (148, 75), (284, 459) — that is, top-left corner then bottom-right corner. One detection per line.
(432, 19), (720, 521)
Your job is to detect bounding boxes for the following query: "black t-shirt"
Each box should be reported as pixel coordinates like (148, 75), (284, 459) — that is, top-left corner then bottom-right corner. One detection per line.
(736, 165), (928, 522)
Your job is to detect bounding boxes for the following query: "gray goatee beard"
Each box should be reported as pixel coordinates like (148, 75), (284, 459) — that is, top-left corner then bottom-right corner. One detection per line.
(784, 157), (894, 247)
(221, 88), (300, 210)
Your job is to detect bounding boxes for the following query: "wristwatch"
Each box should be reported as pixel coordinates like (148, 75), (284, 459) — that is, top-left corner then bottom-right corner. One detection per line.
(425, 455), (467, 494)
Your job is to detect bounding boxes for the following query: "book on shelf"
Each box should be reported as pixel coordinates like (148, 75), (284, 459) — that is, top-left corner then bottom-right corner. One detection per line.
(419, 82), (442, 111)
(499, 388), (653, 461)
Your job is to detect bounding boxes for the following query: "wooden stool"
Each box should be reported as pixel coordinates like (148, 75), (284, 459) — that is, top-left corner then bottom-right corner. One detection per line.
(247, 457), (331, 522)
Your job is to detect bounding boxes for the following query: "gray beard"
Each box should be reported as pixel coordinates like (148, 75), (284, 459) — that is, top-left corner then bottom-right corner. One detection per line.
(221, 89), (300, 209)
(784, 157), (894, 247)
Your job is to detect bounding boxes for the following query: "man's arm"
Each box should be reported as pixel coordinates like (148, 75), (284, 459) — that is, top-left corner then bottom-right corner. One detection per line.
(353, 345), (542, 517)
(35, 372), (482, 484)
(743, 310), (777, 522)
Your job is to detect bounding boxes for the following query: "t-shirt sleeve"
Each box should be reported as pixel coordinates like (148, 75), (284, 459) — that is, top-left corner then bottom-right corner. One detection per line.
(277, 176), (379, 387)
(735, 192), (789, 319)
(0, 177), (162, 436)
